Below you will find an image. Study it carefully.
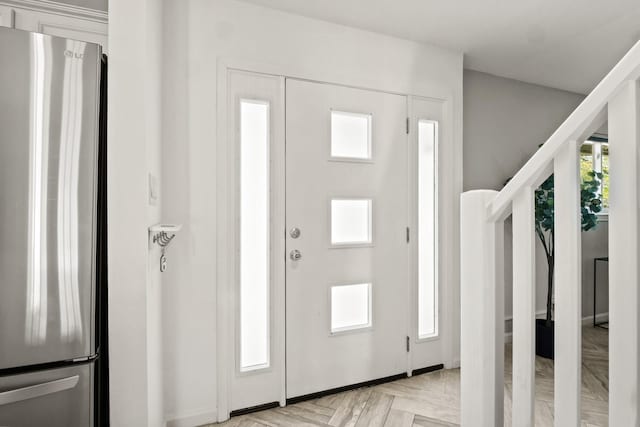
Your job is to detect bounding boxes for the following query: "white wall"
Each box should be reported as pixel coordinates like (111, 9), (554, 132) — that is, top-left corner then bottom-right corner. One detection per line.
(463, 69), (609, 330)
(161, 1), (210, 425)
(161, 0), (463, 424)
(107, 0), (163, 425)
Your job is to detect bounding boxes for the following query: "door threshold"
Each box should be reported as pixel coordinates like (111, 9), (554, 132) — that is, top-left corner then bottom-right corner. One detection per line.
(230, 401), (280, 417)
(231, 364), (445, 416)
(286, 372), (408, 405)
(287, 364), (445, 405)
(411, 363), (444, 376)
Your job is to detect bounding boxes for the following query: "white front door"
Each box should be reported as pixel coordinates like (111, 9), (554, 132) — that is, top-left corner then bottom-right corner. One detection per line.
(225, 72), (445, 415)
(285, 79), (411, 398)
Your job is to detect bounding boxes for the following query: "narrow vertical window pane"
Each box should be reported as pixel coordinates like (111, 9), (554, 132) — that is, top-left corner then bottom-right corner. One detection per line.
(418, 120), (438, 338)
(581, 140), (609, 211)
(331, 283), (372, 333)
(240, 100), (270, 371)
(580, 142), (594, 186)
(331, 111), (372, 159)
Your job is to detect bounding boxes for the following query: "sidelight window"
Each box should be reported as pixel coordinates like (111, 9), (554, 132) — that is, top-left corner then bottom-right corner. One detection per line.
(239, 99), (270, 371)
(418, 120), (438, 339)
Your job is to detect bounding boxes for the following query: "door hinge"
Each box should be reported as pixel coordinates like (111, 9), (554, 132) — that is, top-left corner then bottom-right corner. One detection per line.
(406, 117), (410, 134)
(406, 227), (410, 243)
(406, 336), (410, 352)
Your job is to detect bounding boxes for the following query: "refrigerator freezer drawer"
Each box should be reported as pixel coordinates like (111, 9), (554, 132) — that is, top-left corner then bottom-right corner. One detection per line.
(0, 363), (93, 427)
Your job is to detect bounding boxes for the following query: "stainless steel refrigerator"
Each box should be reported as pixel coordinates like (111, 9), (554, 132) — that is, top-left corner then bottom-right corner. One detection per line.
(0, 26), (103, 426)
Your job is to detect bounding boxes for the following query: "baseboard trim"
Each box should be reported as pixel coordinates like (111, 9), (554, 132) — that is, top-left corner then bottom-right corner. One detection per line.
(582, 312), (609, 326)
(165, 409), (218, 427)
(446, 359), (460, 369)
(504, 312), (609, 343)
(504, 309), (547, 323)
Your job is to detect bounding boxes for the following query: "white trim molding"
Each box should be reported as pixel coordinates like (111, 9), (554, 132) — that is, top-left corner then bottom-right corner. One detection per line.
(504, 311), (609, 343)
(0, 0), (107, 23)
(165, 409), (218, 427)
(0, 0), (108, 53)
(582, 312), (609, 326)
(0, 5), (14, 27)
(216, 56), (460, 421)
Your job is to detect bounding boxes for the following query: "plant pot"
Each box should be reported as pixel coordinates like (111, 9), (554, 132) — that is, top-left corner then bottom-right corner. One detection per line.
(535, 319), (554, 359)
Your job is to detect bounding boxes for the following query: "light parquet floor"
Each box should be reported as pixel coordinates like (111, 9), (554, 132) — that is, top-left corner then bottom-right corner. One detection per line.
(209, 326), (608, 427)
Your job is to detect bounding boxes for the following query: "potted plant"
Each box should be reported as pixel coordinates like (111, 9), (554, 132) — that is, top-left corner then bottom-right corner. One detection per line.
(507, 151), (602, 359)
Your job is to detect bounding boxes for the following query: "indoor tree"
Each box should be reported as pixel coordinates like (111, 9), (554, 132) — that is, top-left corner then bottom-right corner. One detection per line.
(534, 169), (602, 326)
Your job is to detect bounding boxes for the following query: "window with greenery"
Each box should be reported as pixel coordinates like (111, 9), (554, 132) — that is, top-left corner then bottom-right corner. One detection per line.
(580, 139), (609, 211)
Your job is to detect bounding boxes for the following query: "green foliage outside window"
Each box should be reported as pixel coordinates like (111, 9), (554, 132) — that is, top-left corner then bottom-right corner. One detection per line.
(580, 142), (609, 208)
(601, 145), (609, 208)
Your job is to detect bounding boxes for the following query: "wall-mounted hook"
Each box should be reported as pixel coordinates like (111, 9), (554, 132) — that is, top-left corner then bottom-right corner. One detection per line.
(149, 224), (182, 272)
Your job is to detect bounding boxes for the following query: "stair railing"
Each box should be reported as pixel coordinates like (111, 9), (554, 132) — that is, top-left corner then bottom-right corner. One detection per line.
(461, 40), (640, 427)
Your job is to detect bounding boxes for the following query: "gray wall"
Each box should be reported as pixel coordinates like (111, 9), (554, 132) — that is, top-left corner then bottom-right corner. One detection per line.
(463, 69), (609, 326)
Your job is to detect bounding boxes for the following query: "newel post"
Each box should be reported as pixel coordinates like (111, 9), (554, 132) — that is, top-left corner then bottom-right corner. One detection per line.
(460, 190), (504, 427)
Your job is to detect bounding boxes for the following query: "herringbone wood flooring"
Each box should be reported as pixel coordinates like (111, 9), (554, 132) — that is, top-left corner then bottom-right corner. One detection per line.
(210, 326), (608, 426)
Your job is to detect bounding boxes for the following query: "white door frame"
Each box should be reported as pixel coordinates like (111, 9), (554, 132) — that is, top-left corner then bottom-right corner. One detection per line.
(216, 58), (459, 422)
(408, 96), (449, 373)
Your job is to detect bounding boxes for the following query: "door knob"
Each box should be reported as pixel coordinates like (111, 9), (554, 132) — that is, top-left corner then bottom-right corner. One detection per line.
(290, 249), (302, 261)
(289, 227), (301, 239)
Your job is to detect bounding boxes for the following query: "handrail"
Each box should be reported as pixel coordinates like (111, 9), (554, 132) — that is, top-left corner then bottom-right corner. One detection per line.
(487, 39), (640, 222)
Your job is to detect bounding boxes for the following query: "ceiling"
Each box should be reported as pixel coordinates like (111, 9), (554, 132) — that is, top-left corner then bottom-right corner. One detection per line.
(240, 0), (640, 94)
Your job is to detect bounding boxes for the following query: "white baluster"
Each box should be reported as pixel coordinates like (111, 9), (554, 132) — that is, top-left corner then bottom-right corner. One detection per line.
(608, 80), (640, 426)
(512, 187), (536, 427)
(553, 140), (582, 427)
(460, 190), (504, 427)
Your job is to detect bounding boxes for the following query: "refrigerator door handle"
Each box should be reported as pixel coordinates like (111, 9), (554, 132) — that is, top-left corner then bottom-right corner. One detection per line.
(0, 375), (79, 406)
